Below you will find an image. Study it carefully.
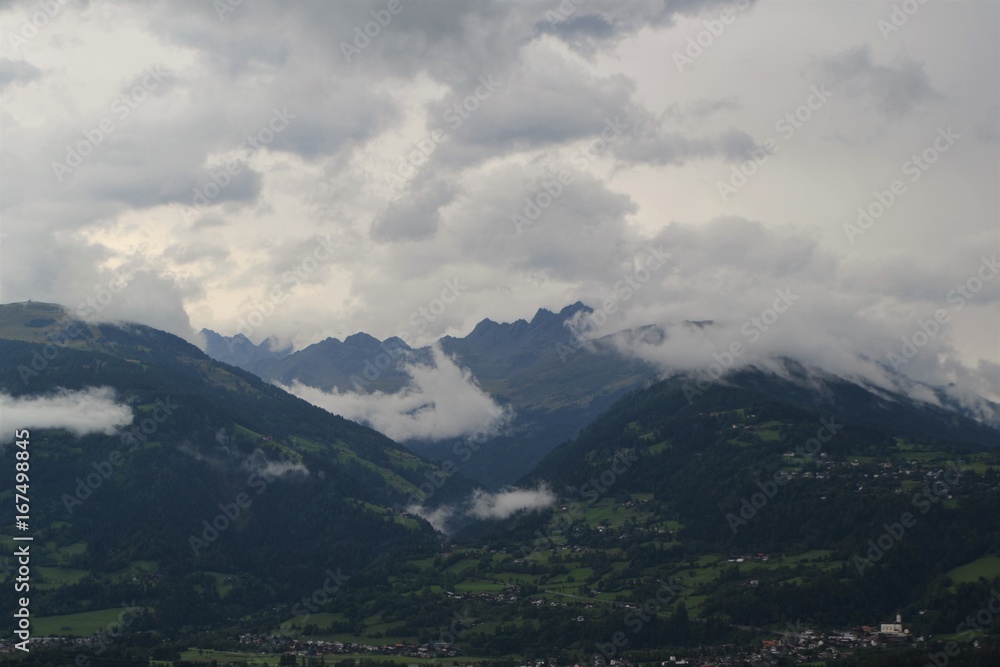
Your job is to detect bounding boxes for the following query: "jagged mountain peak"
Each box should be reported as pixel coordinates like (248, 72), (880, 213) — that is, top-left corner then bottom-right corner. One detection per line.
(460, 302), (594, 346)
(343, 331), (379, 345)
(335, 331), (413, 351)
(529, 301), (591, 327)
(202, 327), (290, 373)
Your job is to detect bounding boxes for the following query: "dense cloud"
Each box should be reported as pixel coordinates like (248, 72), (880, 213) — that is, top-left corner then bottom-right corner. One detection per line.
(559, 216), (999, 410)
(817, 46), (940, 121)
(0, 387), (133, 437)
(0, 0), (996, 401)
(467, 485), (557, 520)
(0, 56), (41, 89)
(283, 347), (511, 442)
(407, 483), (556, 533)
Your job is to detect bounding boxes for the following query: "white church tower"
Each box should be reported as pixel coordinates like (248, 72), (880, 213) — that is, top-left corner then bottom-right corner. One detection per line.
(880, 610), (904, 636)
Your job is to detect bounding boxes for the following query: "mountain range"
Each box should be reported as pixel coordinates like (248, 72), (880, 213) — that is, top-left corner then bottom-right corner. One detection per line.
(201, 302), (999, 487)
(1, 300), (998, 662)
(202, 302), (658, 486)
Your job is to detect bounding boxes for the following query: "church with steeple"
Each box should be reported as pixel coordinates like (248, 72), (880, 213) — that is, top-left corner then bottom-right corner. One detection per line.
(879, 610), (906, 636)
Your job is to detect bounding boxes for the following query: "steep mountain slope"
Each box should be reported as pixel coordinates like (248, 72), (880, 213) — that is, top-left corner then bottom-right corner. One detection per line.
(511, 367), (1000, 626)
(204, 303), (657, 486)
(261, 366), (1000, 659)
(4, 303), (998, 660)
(436, 302), (647, 410)
(415, 303), (655, 484)
(0, 302), (465, 635)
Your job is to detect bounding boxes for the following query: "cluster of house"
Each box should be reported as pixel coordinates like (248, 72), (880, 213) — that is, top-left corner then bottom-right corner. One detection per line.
(737, 615), (913, 666)
(726, 553), (770, 563)
(447, 584), (522, 604)
(9, 609), (916, 664)
(595, 614), (914, 667)
(236, 634), (461, 659)
(766, 456), (972, 500)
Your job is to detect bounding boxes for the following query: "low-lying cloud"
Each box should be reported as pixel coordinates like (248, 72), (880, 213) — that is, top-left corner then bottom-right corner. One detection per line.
(244, 449), (310, 479)
(407, 504), (458, 534)
(467, 485), (557, 520)
(0, 387), (133, 437)
(408, 483), (556, 533)
(553, 216), (1000, 417)
(283, 346), (511, 442)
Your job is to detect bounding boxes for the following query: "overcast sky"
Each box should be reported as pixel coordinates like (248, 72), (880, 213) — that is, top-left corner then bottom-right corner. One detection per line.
(1, 0), (997, 402)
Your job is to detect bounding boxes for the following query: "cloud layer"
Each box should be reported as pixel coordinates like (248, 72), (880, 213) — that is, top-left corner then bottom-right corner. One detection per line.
(1, 0), (996, 400)
(0, 387), (133, 437)
(467, 485), (557, 520)
(284, 346), (511, 442)
(408, 483), (556, 533)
